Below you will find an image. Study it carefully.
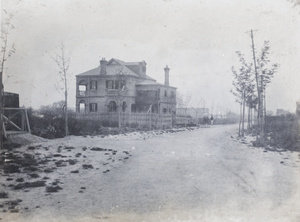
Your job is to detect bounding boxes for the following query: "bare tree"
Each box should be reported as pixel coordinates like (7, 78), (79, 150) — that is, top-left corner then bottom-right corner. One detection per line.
(255, 41), (278, 144)
(51, 41), (70, 137)
(231, 51), (253, 137)
(0, 11), (16, 148)
(115, 66), (129, 129)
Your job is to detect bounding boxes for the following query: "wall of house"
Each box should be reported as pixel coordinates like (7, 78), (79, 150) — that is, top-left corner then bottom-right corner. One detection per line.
(76, 75), (140, 114)
(135, 85), (176, 114)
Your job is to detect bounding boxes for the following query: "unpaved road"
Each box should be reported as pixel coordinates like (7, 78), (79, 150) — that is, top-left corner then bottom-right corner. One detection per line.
(1, 125), (300, 222)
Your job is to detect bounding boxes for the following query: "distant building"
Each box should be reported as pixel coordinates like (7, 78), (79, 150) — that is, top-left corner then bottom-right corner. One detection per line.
(3, 92), (19, 108)
(276, 109), (290, 116)
(266, 110), (274, 116)
(176, 108), (209, 118)
(76, 58), (177, 115)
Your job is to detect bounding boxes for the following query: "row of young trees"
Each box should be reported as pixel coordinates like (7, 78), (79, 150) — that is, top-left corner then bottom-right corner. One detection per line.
(231, 30), (279, 145)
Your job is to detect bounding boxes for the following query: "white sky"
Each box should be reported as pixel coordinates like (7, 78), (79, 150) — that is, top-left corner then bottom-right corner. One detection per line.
(1, 0), (300, 114)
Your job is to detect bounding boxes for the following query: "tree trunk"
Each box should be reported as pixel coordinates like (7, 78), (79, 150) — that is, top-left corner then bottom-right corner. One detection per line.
(259, 77), (265, 145)
(264, 90), (266, 118)
(250, 108), (253, 128)
(118, 96), (121, 129)
(242, 91), (246, 137)
(247, 105), (251, 130)
(65, 89), (68, 136)
(250, 30), (261, 139)
(0, 72), (3, 149)
(238, 103), (242, 137)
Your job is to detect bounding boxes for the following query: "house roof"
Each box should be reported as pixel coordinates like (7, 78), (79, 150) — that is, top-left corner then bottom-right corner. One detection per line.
(76, 58), (152, 80)
(76, 58), (174, 87)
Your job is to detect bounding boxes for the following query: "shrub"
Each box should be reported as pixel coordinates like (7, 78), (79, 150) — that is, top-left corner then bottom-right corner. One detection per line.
(264, 114), (300, 151)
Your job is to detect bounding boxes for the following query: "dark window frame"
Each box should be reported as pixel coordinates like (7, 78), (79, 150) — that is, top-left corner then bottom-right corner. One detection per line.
(90, 80), (98, 90)
(89, 103), (98, 112)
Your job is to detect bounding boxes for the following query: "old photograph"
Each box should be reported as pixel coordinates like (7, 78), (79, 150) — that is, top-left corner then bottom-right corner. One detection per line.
(1, 0), (300, 221)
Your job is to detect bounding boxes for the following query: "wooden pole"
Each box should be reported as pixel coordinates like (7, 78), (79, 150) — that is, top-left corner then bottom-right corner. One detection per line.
(0, 72), (3, 149)
(250, 30), (261, 139)
(24, 109), (31, 133)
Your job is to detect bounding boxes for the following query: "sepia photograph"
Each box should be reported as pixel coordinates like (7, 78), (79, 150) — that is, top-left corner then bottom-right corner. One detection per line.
(0, 0), (300, 221)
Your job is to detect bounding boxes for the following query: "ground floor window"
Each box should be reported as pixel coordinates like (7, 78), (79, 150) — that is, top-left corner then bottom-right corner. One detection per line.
(89, 103), (98, 112)
(79, 100), (86, 113)
(109, 101), (117, 112)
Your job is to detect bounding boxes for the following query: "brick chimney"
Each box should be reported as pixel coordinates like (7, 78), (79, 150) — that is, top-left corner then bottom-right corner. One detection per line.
(164, 65), (170, 86)
(100, 58), (107, 75)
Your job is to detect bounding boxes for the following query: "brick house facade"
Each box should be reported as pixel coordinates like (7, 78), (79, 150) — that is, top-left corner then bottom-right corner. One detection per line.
(76, 58), (176, 116)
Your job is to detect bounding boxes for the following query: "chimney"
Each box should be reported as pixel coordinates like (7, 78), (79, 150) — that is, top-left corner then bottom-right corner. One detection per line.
(100, 58), (107, 75)
(164, 65), (170, 86)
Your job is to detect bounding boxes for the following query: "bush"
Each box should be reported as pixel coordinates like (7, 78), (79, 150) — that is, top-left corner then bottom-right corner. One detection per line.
(264, 114), (300, 151)
(129, 122), (139, 128)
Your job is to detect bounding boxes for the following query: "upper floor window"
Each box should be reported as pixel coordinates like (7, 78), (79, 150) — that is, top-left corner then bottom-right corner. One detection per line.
(106, 80), (113, 89)
(171, 91), (175, 98)
(90, 80), (97, 90)
(89, 103), (98, 112)
(106, 80), (126, 89)
(79, 85), (87, 96)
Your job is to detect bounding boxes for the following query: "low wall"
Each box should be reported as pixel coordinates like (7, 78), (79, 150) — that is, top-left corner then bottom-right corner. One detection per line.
(76, 112), (173, 128)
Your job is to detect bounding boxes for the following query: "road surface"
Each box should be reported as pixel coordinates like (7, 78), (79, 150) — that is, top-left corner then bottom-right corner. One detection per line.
(1, 125), (300, 222)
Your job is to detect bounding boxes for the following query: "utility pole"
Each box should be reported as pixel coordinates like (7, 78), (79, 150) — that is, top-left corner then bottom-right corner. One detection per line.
(249, 30), (261, 140)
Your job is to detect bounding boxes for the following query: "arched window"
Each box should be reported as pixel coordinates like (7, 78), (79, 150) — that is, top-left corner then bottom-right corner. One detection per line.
(108, 101), (117, 112)
(78, 80), (87, 96)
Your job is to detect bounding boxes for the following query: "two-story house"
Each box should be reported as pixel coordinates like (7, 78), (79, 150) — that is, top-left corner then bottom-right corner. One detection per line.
(75, 58), (176, 116)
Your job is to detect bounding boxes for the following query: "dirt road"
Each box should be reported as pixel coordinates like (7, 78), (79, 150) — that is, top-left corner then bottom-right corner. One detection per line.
(1, 125), (300, 221)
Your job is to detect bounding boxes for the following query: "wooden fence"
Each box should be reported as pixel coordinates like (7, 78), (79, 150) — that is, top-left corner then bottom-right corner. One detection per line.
(76, 112), (173, 128)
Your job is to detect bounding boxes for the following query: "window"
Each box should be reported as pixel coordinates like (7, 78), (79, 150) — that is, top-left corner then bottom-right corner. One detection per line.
(89, 103), (97, 112)
(164, 90), (167, 97)
(106, 80), (126, 89)
(108, 101), (117, 112)
(90, 81), (97, 90)
(79, 100), (86, 113)
(79, 85), (87, 96)
(171, 91), (175, 98)
(106, 80), (113, 89)
(118, 80), (126, 90)
(163, 108), (167, 114)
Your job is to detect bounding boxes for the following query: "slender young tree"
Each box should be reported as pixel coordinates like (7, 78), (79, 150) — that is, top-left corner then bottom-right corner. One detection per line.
(0, 11), (16, 148)
(256, 41), (279, 144)
(231, 51), (253, 137)
(114, 66), (129, 129)
(51, 41), (70, 137)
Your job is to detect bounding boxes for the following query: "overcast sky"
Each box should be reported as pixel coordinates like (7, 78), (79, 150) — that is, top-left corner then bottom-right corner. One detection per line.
(1, 0), (300, 114)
